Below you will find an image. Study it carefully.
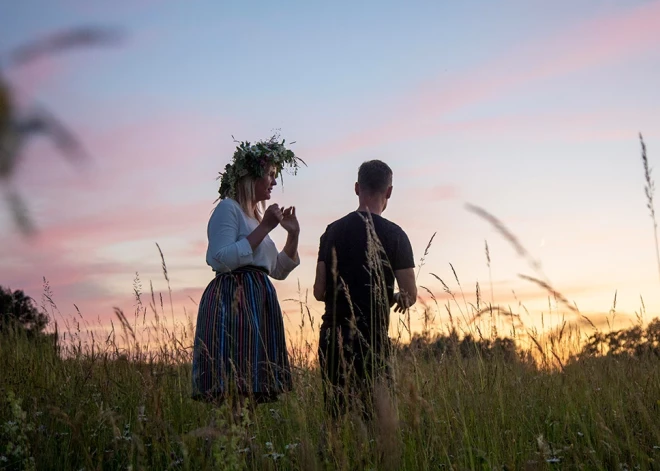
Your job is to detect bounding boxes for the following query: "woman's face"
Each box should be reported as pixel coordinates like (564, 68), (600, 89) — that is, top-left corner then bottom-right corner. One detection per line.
(254, 165), (277, 202)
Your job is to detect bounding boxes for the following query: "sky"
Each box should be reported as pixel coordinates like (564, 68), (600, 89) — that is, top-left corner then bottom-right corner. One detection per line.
(2, 0), (660, 343)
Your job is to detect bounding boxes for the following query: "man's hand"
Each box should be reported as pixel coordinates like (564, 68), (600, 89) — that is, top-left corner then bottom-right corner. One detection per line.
(394, 268), (417, 313)
(392, 292), (412, 313)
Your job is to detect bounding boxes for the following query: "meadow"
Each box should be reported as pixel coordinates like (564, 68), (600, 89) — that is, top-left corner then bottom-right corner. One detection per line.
(1, 135), (660, 470)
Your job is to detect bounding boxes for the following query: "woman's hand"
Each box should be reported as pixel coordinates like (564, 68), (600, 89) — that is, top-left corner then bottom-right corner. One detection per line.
(280, 206), (300, 235)
(261, 204), (283, 231)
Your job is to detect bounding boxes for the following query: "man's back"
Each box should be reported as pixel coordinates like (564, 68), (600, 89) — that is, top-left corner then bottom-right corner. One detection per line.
(314, 159), (417, 418)
(317, 211), (414, 341)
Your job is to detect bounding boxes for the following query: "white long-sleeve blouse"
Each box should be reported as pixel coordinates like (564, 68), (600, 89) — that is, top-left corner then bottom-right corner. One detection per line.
(205, 198), (299, 280)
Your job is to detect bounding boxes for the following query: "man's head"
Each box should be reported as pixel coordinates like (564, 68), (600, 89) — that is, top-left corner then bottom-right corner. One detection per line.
(355, 160), (393, 213)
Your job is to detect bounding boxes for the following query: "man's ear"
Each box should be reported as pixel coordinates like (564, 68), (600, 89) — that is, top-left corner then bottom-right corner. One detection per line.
(355, 182), (360, 196)
(385, 186), (393, 199)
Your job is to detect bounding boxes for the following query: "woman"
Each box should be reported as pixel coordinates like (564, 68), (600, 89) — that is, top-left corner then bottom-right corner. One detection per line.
(192, 135), (304, 407)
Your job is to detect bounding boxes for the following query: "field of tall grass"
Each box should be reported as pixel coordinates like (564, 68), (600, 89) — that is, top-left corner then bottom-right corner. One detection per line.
(3, 294), (660, 471)
(1, 135), (659, 470)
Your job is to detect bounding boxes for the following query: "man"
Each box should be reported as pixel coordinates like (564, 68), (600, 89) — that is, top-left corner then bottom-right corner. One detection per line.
(313, 159), (417, 418)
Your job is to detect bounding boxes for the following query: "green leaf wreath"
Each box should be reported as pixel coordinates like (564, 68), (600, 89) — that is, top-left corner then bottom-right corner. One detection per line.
(217, 133), (306, 200)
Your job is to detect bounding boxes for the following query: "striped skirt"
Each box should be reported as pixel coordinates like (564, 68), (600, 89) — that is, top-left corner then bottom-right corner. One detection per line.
(192, 266), (292, 403)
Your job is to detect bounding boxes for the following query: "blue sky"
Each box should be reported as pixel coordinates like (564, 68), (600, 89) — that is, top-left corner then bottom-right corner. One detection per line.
(2, 0), (660, 338)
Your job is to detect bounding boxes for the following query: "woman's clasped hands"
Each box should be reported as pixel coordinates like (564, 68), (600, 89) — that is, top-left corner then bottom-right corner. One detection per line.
(262, 204), (299, 234)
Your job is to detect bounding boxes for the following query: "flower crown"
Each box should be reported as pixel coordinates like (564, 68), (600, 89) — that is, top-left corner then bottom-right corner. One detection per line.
(217, 134), (306, 200)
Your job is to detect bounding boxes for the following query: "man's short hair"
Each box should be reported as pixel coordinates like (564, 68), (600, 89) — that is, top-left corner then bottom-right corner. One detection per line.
(357, 160), (393, 194)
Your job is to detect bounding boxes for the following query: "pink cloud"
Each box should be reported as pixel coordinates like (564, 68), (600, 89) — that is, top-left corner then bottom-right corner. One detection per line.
(427, 185), (458, 201)
(16, 111), (228, 190)
(309, 109), (656, 183)
(42, 201), (209, 248)
(297, 244), (320, 259)
(415, 278), (616, 319)
(180, 239), (209, 258)
(0, 199), (211, 319)
(1, 259), (130, 292)
(308, 2), (660, 159)
(435, 110), (657, 142)
(390, 185), (457, 214)
(0, 244), (209, 328)
(410, 2), (660, 116)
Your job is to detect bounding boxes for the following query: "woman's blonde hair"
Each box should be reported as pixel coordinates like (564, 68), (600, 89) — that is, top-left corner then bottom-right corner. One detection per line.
(234, 176), (264, 221)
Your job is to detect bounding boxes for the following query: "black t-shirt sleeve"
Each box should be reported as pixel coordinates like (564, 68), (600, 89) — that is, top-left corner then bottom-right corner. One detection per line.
(392, 229), (415, 271)
(318, 230), (328, 263)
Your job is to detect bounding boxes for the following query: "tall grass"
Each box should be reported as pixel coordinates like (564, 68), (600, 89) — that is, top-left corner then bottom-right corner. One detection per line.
(639, 133), (660, 284)
(3, 294), (660, 470)
(1, 136), (660, 470)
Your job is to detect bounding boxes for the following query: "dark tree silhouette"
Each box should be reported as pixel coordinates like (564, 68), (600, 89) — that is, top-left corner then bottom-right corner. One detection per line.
(573, 318), (660, 361)
(400, 328), (531, 366)
(0, 285), (49, 335)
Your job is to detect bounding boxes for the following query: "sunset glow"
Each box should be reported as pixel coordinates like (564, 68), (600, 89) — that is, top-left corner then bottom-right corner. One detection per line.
(2, 0), (660, 342)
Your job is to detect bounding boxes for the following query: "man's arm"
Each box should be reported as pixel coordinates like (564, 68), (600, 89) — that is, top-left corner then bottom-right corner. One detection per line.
(313, 261), (326, 302)
(393, 267), (417, 312)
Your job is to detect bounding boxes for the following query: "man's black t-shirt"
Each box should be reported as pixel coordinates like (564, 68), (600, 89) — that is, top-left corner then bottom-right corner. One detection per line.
(317, 211), (415, 342)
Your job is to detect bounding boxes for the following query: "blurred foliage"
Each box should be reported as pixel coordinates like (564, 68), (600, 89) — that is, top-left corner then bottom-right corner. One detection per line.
(1, 26), (122, 235)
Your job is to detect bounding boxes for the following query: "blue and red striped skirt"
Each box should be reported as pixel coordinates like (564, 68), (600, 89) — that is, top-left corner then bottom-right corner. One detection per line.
(192, 266), (292, 403)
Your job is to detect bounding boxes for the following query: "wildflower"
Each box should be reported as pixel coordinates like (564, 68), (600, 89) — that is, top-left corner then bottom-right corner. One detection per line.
(137, 406), (147, 422)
